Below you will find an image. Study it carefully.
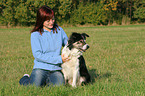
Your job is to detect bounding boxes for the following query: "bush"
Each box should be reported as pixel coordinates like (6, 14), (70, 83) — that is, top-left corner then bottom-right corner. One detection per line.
(69, 2), (108, 25)
(0, 0), (17, 27)
(0, 0), (145, 27)
(134, 7), (145, 23)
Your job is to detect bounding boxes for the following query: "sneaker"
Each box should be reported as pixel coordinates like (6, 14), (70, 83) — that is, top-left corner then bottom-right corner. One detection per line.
(23, 74), (30, 77)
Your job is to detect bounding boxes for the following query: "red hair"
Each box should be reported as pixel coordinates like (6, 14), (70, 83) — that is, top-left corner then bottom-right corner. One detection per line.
(31, 5), (58, 34)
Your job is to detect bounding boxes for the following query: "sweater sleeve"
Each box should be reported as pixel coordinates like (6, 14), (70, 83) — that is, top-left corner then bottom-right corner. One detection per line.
(60, 27), (68, 46)
(31, 32), (63, 64)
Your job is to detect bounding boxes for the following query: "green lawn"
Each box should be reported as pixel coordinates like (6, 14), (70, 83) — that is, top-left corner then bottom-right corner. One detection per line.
(0, 25), (145, 96)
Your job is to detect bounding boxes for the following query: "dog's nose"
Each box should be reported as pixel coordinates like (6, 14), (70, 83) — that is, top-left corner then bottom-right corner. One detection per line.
(86, 45), (89, 49)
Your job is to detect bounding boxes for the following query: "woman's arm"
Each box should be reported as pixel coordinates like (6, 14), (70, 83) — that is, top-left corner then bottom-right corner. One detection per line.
(60, 27), (68, 46)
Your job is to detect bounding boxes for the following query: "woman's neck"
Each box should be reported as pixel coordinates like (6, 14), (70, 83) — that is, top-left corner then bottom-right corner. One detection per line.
(43, 25), (52, 32)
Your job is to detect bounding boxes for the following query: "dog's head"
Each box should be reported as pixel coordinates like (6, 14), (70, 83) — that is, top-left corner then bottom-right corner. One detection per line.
(67, 32), (89, 52)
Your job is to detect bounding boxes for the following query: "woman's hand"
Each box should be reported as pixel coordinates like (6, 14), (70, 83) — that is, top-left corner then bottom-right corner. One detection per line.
(61, 54), (70, 63)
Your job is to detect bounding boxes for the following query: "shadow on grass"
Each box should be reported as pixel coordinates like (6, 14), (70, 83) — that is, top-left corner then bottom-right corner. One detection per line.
(89, 69), (112, 83)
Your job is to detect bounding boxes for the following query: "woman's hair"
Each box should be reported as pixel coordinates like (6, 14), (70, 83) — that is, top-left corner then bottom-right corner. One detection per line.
(31, 5), (59, 34)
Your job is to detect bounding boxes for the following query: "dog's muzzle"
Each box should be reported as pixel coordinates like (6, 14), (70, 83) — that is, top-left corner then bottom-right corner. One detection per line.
(83, 44), (89, 50)
(79, 44), (89, 52)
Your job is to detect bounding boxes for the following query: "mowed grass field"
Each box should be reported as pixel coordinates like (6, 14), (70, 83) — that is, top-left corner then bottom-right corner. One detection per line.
(0, 25), (145, 96)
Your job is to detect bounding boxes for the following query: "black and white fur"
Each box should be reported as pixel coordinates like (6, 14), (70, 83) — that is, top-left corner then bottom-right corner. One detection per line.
(61, 32), (91, 87)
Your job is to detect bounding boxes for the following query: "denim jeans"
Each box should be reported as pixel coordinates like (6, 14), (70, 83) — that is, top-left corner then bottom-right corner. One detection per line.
(19, 69), (65, 87)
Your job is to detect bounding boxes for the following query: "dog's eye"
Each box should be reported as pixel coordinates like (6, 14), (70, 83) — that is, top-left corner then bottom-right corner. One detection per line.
(80, 41), (83, 43)
(77, 42), (80, 44)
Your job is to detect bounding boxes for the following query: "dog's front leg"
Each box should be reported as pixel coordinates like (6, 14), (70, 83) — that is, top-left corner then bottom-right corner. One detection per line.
(72, 69), (79, 87)
(72, 59), (80, 87)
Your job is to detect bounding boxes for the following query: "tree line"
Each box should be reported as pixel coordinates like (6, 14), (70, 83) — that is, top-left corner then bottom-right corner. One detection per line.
(0, 0), (145, 27)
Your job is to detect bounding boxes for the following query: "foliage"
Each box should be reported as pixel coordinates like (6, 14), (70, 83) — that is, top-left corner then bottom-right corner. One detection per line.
(134, 7), (145, 22)
(15, 0), (57, 26)
(102, 0), (118, 25)
(0, 0), (18, 26)
(0, 0), (145, 27)
(133, 0), (145, 22)
(70, 2), (108, 25)
(57, 0), (72, 24)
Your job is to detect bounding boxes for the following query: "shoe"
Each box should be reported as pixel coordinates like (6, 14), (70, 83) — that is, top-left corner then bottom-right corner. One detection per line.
(19, 74), (30, 85)
(23, 74), (30, 77)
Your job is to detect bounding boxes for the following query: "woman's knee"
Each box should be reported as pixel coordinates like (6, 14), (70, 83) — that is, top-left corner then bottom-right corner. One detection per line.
(48, 71), (65, 86)
(30, 69), (47, 86)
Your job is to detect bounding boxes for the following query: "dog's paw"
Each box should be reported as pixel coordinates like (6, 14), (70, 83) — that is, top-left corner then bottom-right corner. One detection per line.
(72, 83), (77, 87)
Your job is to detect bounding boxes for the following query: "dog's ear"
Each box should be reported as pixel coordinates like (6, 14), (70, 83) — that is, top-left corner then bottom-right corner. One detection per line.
(81, 33), (89, 40)
(71, 32), (79, 39)
(67, 32), (77, 50)
(68, 40), (73, 50)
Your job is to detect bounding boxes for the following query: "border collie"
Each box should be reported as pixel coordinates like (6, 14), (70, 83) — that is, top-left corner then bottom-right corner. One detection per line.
(61, 32), (91, 87)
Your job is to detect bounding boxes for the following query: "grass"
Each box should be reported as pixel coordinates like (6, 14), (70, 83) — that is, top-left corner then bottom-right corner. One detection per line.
(0, 25), (145, 96)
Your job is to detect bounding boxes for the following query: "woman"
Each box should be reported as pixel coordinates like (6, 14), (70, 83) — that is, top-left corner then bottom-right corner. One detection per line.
(19, 5), (69, 87)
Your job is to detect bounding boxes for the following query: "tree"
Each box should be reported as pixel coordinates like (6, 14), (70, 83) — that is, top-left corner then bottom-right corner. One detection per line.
(133, 0), (145, 22)
(0, 0), (19, 27)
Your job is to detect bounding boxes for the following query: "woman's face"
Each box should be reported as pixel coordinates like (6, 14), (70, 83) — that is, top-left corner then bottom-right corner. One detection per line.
(43, 17), (55, 29)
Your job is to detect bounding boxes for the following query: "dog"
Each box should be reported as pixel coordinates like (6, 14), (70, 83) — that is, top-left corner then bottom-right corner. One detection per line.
(61, 32), (91, 87)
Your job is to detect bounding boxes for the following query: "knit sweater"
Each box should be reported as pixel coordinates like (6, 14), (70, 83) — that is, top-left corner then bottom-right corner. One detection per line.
(31, 27), (68, 71)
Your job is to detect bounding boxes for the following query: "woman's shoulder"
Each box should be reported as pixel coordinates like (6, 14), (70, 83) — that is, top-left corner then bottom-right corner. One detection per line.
(31, 31), (41, 38)
(57, 26), (66, 34)
(57, 26), (63, 31)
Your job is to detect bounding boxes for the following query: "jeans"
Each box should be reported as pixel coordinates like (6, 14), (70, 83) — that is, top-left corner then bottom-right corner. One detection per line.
(19, 69), (65, 87)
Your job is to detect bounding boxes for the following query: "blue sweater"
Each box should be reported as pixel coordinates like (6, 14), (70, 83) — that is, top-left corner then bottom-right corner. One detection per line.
(31, 27), (68, 71)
